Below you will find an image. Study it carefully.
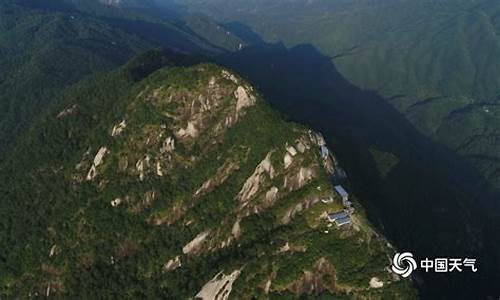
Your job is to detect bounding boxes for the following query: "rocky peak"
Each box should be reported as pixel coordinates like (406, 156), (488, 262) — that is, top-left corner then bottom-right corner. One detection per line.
(11, 56), (415, 298)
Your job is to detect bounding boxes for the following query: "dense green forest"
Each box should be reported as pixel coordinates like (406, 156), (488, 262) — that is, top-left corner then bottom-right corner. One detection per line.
(0, 0), (242, 160)
(0, 50), (416, 298)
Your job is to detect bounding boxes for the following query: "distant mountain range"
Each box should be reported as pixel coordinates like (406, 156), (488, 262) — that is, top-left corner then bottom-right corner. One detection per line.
(178, 0), (500, 191)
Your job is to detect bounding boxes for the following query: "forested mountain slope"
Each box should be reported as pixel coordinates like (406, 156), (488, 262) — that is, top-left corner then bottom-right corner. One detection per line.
(0, 50), (416, 298)
(0, 0), (242, 160)
(2, 0), (500, 298)
(167, 1), (500, 297)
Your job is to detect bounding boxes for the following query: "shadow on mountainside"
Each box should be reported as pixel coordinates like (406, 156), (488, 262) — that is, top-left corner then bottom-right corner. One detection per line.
(216, 36), (500, 298)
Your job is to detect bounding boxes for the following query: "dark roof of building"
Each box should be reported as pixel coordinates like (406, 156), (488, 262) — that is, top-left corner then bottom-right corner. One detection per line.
(334, 185), (348, 198)
(328, 211), (348, 221)
(335, 216), (351, 226)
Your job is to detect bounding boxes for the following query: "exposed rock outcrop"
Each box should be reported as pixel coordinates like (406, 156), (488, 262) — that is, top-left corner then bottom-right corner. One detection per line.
(231, 219), (241, 238)
(296, 135), (311, 153)
(286, 145), (298, 156)
(111, 120), (127, 137)
(136, 155), (150, 181)
(57, 104), (78, 119)
(195, 270), (241, 300)
(183, 231), (210, 255)
(310, 131), (326, 146)
(111, 198), (122, 207)
(160, 136), (175, 153)
(86, 147), (108, 181)
(235, 86), (256, 113)
(163, 256), (181, 272)
(176, 121), (199, 139)
(222, 70), (239, 84)
(237, 152), (275, 205)
(284, 153), (293, 169)
(265, 186), (279, 203)
(49, 245), (57, 258)
(369, 277), (384, 289)
(283, 167), (315, 192)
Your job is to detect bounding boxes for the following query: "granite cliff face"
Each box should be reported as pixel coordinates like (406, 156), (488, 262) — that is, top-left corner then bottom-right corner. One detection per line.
(0, 53), (416, 298)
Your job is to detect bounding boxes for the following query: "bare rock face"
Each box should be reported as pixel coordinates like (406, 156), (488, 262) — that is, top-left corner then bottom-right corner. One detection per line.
(296, 135), (311, 153)
(156, 161), (163, 177)
(310, 131), (326, 146)
(284, 153), (293, 169)
(111, 120), (127, 137)
(163, 256), (181, 272)
(296, 142), (307, 153)
(93, 147), (108, 166)
(86, 147), (108, 181)
(231, 220), (241, 238)
(279, 242), (291, 253)
(111, 198), (122, 207)
(369, 277), (384, 289)
(160, 136), (175, 153)
(195, 270), (241, 300)
(176, 121), (199, 139)
(57, 104), (78, 119)
(139, 69), (256, 152)
(235, 86), (256, 113)
(286, 145), (298, 156)
(183, 231), (210, 255)
(49, 245), (57, 258)
(136, 155), (150, 181)
(283, 167), (315, 192)
(265, 186), (279, 203)
(222, 70), (239, 84)
(237, 152), (275, 205)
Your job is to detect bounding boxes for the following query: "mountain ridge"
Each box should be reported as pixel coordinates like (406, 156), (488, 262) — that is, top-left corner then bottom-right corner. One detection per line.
(176, 0), (500, 191)
(0, 50), (416, 298)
